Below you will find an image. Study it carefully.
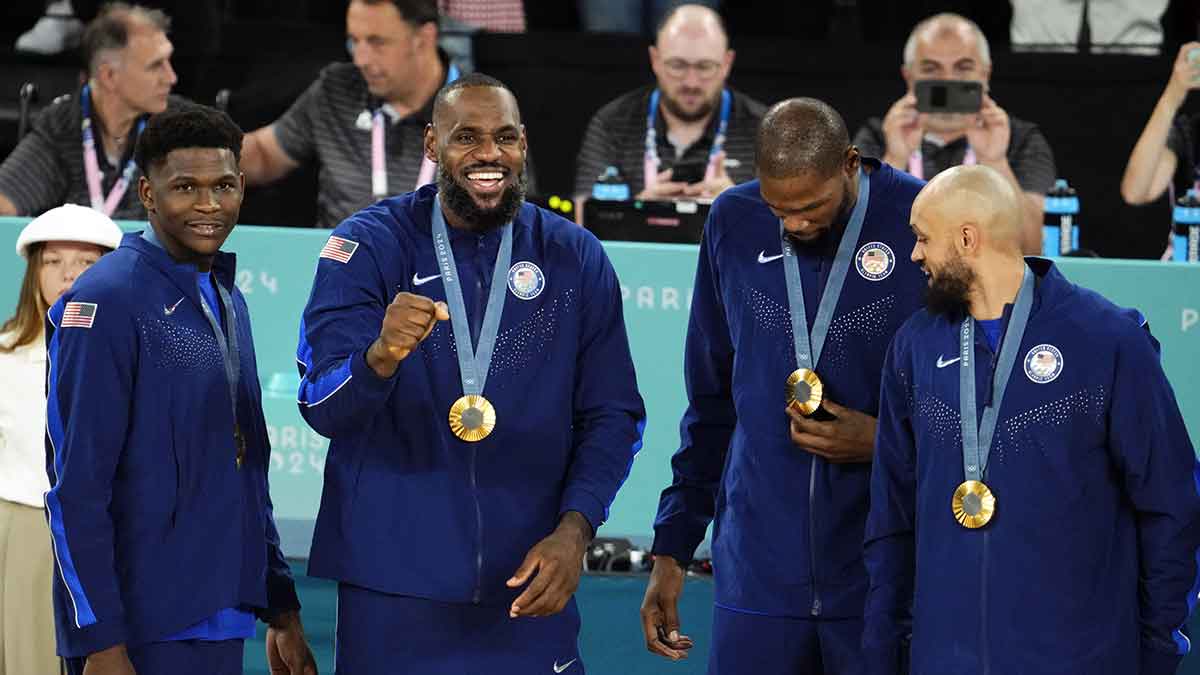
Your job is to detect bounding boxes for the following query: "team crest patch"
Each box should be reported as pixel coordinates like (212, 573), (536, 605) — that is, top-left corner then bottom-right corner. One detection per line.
(507, 261), (545, 300)
(320, 236), (359, 263)
(855, 242), (895, 281)
(1024, 344), (1064, 384)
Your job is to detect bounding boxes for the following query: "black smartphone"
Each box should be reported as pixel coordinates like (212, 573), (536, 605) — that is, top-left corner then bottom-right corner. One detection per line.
(668, 159), (707, 184)
(914, 79), (983, 114)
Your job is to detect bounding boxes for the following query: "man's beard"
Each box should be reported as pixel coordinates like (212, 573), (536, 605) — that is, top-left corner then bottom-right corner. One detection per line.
(925, 254), (976, 318)
(661, 88), (718, 124)
(436, 164), (527, 231)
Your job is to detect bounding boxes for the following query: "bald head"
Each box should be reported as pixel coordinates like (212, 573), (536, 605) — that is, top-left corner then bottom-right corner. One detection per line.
(755, 98), (849, 180)
(656, 4), (728, 51)
(913, 165), (1022, 250)
(903, 12), (990, 67)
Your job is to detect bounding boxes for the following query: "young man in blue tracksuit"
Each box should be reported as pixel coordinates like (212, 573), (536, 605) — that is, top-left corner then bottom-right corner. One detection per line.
(296, 73), (645, 674)
(864, 165), (1200, 674)
(45, 106), (315, 675)
(641, 98), (928, 673)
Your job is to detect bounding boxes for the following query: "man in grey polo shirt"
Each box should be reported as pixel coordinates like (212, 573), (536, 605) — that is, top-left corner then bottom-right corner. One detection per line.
(852, 12), (1056, 255)
(240, 0), (458, 229)
(0, 3), (182, 219)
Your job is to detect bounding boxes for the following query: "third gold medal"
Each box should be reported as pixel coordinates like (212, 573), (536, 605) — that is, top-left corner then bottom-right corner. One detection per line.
(780, 168), (870, 420)
(431, 195), (514, 443)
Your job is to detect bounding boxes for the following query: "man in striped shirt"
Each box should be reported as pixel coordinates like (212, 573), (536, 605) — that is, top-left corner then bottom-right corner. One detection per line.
(573, 4), (765, 216)
(239, 0), (460, 229)
(0, 3), (182, 219)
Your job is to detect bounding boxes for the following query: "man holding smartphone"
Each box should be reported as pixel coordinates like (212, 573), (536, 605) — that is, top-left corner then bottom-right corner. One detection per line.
(573, 4), (765, 212)
(852, 12), (1056, 255)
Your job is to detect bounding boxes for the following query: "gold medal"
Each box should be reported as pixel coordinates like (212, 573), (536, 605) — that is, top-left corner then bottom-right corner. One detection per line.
(785, 368), (824, 417)
(952, 480), (996, 528)
(448, 394), (496, 442)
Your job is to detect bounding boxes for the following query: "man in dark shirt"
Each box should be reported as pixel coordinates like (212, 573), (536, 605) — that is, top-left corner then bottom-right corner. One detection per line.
(1120, 40), (1200, 259)
(573, 4), (765, 215)
(0, 3), (181, 219)
(852, 12), (1056, 255)
(239, 0), (464, 229)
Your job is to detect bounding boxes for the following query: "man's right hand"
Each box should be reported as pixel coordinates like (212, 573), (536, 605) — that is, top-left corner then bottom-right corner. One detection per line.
(366, 292), (449, 378)
(880, 93), (925, 171)
(636, 168), (690, 200)
(83, 644), (136, 675)
(1165, 41), (1200, 106)
(640, 555), (695, 661)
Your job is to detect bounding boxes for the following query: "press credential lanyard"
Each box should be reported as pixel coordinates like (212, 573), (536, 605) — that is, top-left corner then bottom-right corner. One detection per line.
(372, 63), (461, 198)
(80, 84), (145, 216)
(643, 88), (731, 190)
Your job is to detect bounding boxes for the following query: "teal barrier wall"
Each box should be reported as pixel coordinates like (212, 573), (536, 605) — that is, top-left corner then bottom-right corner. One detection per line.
(4, 218), (1199, 556)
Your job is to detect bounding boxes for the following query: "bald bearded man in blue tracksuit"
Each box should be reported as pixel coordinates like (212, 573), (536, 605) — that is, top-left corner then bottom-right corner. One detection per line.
(642, 98), (929, 673)
(865, 164), (1200, 674)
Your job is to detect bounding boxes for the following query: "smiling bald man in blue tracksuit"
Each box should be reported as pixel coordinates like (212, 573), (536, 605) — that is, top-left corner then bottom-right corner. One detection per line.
(865, 164), (1200, 675)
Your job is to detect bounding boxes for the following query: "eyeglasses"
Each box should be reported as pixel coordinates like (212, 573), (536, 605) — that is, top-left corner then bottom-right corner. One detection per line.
(661, 58), (723, 80)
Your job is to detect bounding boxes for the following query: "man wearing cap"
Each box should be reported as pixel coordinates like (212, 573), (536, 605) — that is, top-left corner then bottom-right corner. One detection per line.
(0, 3), (183, 219)
(1, 204), (122, 675)
(44, 105), (316, 674)
(864, 164), (1200, 674)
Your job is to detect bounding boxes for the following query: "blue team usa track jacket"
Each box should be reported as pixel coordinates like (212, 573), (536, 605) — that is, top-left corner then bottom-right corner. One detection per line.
(297, 184), (646, 604)
(44, 233), (298, 657)
(865, 259), (1200, 675)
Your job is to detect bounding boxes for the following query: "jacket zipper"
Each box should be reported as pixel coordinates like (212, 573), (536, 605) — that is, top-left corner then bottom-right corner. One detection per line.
(809, 458), (822, 616)
(981, 529), (990, 674)
(470, 236), (486, 603)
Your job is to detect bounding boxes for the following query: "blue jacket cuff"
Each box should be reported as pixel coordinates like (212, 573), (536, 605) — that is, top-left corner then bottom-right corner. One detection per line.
(559, 488), (606, 535)
(650, 525), (703, 567)
(59, 617), (129, 659)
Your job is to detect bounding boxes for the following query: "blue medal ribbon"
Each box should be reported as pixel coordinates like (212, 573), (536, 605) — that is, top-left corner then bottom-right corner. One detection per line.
(959, 264), (1035, 482)
(431, 196), (512, 397)
(780, 168), (870, 372)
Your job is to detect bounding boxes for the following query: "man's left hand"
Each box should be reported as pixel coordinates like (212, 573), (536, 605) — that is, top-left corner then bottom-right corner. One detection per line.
(266, 611), (318, 675)
(507, 512), (592, 618)
(682, 152), (735, 199)
(965, 95), (1011, 165)
(787, 397), (877, 463)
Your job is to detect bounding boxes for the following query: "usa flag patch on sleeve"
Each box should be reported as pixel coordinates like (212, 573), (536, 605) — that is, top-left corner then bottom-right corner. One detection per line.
(61, 302), (97, 328)
(320, 236), (359, 263)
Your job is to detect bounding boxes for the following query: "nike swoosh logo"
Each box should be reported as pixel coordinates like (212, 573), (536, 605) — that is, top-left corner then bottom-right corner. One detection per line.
(412, 272), (441, 286)
(163, 297), (184, 316)
(936, 355), (961, 369)
(553, 659), (577, 673)
(758, 251), (784, 264)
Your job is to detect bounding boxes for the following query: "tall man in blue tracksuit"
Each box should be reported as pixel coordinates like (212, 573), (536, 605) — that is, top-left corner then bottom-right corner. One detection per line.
(864, 164), (1200, 674)
(641, 98), (928, 673)
(45, 106), (316, 675)
(296, 73), (645, 674)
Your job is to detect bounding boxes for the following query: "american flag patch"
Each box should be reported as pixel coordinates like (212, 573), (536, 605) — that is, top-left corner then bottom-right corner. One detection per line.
(320, 236), (359, 263)
(61, 302), (97, 328)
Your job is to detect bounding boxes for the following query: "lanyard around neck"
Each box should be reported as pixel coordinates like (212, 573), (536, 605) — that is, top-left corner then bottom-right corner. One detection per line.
(643, 88), (731, 190)
(371, 63), (461, 199)
(80, 84), (145, 216)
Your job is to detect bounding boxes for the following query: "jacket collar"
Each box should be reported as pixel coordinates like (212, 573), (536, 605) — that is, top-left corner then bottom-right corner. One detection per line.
(122, 229), (238, 293)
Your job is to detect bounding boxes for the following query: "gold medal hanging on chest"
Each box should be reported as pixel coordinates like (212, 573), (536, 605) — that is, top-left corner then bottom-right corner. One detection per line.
(785, 368), (824, 417)
(449, 394), (497, 442)
(952, 480), (995, 528)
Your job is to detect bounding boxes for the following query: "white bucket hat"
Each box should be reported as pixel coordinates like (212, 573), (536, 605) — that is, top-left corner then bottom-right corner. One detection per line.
(15, 204), (125, 258)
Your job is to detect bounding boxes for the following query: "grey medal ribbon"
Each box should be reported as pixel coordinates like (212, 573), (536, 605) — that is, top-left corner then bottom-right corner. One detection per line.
(780, 168), (870, 372)
(431, 195), (513, 397)
(959, 264), (1035, 482)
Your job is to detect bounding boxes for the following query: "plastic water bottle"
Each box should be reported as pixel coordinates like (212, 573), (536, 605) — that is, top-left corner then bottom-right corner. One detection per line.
(592, 166), (630, 201)
(1173, 188), (1200, 263)
(1043, 179), (1079, 257)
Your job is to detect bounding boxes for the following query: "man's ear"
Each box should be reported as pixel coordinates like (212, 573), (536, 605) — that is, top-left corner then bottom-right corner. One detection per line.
(423, 123), (438, 163)
(138, 175), (155, 213)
